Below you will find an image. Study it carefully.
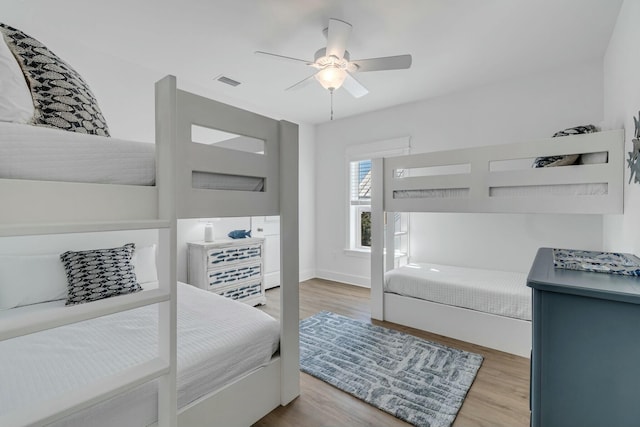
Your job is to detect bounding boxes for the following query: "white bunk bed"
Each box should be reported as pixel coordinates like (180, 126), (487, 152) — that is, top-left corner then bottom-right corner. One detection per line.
(371, 129), (624, 357)
(0, 75), (299, 427)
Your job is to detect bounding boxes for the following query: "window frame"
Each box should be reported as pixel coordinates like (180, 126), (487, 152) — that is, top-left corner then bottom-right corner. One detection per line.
(344, 137), (411, 255)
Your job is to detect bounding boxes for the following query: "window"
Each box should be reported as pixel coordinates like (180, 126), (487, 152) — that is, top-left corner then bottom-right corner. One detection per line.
(349, 159), (372, 250)
(345, 136), (411, 255)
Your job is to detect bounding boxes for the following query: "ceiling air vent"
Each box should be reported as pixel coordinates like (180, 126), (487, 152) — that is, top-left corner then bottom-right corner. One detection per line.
(215, 75), (241, 87)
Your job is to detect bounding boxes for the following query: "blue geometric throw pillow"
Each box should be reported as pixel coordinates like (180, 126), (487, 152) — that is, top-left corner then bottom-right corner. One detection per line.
(61, 243), (141, 306)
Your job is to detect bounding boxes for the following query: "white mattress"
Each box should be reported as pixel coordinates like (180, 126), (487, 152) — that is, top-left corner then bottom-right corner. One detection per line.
(0, 122), (266, 191)
(393, 183), (607, 200)
(0, 121), (156, 185)
(384, 263), (531, 321)
(0, 282), (280, 427)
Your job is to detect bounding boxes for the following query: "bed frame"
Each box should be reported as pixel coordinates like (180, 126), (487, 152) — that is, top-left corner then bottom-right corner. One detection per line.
(371, 129), (624, 357)
(0, 75), (299, 427)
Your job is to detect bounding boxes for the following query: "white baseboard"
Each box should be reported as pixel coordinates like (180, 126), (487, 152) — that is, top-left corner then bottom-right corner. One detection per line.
(315, 269), (370, 288)
(299, 268), (316, 283)
(264, 271), (280, 289)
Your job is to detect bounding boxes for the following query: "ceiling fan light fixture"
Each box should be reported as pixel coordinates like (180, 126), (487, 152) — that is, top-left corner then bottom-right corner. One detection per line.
(315, 65), (347, 91)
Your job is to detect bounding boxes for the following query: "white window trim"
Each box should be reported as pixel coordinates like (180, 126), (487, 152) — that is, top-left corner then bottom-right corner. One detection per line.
(345, 136), (411, 253)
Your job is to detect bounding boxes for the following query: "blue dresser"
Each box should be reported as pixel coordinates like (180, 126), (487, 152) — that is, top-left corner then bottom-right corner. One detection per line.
(528, 247), (640, 427)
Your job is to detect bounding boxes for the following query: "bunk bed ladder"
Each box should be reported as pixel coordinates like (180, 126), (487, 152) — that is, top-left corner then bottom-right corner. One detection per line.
(0, 221), (177, 427)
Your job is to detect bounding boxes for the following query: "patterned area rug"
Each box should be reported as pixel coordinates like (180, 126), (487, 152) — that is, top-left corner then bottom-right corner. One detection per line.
(299, 311), (483, 427)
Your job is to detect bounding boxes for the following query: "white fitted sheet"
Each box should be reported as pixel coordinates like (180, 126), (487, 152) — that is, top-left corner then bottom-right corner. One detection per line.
(384, 263), (531, 321)
(0, 282), (280, 427)
(0, 122), (266, 191)
(0, 121), (156, 185)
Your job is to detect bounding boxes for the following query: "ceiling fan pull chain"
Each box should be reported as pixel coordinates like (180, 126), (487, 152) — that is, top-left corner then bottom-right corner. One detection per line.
(330, 88), (334, 120)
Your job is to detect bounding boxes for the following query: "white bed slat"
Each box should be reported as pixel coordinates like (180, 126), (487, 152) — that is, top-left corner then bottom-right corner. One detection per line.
(0, 358), (169, 427)
(0, 288), (170, 342)
(488, 164), (613, 187)
(0, 179), (158, 224)
(0, 219), (170, 237)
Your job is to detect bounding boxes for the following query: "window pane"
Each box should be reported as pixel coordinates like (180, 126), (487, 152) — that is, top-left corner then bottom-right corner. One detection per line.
(350, 160), (372, 203)
(360, 211), (371, 247)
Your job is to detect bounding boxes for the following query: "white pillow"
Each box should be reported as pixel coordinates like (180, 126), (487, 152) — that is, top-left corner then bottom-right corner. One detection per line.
(132, 244), (158, 286)
(0, 33), (34, 123)
(0, 254), (68, 310)
(579, 152), (608, 165)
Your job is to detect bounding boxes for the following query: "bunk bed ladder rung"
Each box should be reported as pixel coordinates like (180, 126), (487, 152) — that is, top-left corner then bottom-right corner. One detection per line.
(0, 289), (171, 342)
(0, 358), (170, 427)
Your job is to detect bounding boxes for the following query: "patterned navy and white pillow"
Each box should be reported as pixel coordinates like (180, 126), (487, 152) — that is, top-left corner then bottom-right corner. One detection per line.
(533, 125), (598, 168)
(0, 23), (110, 136)
(60, 243), (141, 306)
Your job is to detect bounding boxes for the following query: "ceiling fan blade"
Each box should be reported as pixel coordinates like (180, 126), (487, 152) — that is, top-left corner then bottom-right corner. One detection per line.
(342, 72), (368, 98)
(285, 72), (319, 91)
(255, 51), (314, 66)
(326, 18), (352, 59)
(351, 54), (412, 72)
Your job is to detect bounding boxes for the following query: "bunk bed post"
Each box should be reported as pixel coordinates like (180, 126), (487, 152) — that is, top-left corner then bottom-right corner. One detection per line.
(370, 158), (384, 320)
(385, 212), (396, 271)
(278, 120), (300, 405)
(155, 75), (178, 427)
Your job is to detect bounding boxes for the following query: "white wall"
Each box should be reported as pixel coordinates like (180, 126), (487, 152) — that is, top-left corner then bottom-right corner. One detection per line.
(316, 61), (606, 285)
(602, 0), (640, 255)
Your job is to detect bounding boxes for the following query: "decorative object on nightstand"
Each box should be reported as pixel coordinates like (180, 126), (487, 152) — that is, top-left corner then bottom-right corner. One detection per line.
(228, 229), (251, 239)
(187, 238), (266, 306)
(204, 222), (214, 242)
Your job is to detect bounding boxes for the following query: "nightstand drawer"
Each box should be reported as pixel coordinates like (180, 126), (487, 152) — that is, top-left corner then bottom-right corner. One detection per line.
(207, 263), (262, 290)
(207, 242), (262, 268)
(214, 280), (263, 302)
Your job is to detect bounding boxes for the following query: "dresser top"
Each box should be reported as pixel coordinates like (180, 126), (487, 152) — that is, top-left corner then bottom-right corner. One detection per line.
(187, 238), (264, 247)
(528, 248), (640, 303)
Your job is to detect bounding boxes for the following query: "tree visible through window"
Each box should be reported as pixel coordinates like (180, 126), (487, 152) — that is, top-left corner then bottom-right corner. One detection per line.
(360, 210), (371, 247)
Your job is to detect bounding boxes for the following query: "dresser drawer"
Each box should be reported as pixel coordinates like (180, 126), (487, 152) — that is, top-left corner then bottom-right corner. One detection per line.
(207, 242), (262, 268)
(207, 262), (262, 290)
(214, 280), (263, 302)
(188, 238), (265, 307)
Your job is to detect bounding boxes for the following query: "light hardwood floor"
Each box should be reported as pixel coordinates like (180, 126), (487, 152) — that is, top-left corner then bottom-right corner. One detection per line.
(254, 278), (530, 427)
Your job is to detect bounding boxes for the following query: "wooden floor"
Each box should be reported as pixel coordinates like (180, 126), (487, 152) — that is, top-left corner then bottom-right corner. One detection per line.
(254, 278), (530, 427)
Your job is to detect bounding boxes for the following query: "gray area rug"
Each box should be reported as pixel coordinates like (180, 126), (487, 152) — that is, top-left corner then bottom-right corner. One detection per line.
(299, 311), (483, 427)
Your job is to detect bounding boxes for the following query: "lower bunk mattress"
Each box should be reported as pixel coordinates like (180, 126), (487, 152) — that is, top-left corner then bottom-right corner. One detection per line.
(384, 263), (531, 321)
(0, 282), (280, 427)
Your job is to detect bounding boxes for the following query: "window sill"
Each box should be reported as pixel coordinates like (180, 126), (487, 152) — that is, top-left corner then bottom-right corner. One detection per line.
(344, 248), (371, 259)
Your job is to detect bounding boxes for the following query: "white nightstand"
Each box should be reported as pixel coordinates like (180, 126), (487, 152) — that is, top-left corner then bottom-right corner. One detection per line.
(187, 238), (266, 306)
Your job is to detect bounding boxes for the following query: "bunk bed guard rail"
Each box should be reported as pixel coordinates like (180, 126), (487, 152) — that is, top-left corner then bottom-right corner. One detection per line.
(382, 129), (624, 215)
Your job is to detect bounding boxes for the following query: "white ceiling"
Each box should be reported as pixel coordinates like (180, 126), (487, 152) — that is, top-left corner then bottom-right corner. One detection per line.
(2, 0), (624, 124)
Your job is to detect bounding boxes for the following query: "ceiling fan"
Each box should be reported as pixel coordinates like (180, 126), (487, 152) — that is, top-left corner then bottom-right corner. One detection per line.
(255, 18), (412, 99)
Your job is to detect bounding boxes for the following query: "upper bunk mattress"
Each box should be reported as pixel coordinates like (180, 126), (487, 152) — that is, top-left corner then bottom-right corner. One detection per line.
(0, 122), (265, 191)
(0, 282), (280, 427)
(0, 121), (156, 185)
(384, 263), (531, 321)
